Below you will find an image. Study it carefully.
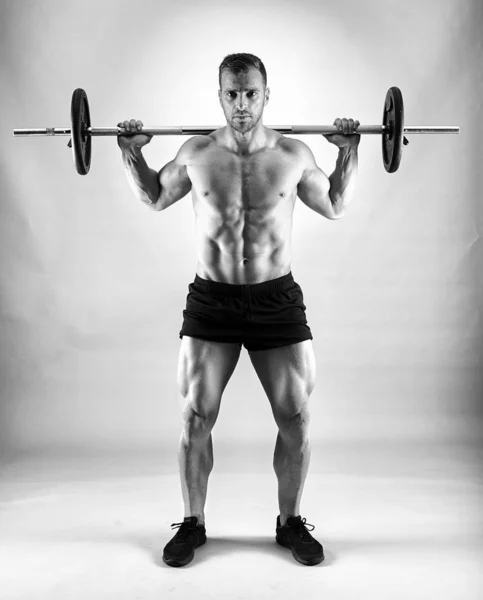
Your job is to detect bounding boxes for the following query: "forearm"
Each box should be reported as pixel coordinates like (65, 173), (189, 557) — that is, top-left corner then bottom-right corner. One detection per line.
(328, 146), (358, 217)
(121, 148), (160, 208)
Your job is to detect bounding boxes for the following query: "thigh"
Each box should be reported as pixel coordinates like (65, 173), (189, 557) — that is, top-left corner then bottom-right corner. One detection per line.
(248, 340), (316, 421)
(177, 336), (242, 419)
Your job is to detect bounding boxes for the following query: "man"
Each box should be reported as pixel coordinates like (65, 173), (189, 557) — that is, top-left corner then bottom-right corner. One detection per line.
(118, 53), (360, 567)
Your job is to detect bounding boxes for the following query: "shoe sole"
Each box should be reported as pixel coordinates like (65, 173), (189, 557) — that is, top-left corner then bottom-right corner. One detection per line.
(163, 536), (207, 567)
(276, 534), (324, 566)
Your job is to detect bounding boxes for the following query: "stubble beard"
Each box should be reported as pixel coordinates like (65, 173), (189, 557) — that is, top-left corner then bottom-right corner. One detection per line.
(230, 111), (262, 134)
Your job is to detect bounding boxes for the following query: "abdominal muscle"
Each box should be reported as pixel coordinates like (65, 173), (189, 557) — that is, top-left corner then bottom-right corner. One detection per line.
(196, 243), (292, 284)
(194, 199), (294, 285)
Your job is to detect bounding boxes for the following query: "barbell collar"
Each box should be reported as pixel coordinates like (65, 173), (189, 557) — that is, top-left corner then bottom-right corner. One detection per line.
(402, 126), (460, 134)
(13, 128), (72, 136)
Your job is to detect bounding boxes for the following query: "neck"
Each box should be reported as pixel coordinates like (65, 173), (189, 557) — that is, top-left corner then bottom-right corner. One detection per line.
(224, 119), (267, 155)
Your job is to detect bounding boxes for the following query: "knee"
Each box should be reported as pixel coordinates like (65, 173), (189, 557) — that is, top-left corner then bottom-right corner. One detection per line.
(278, 407), (311, 442)
(181, 400), (218, 441)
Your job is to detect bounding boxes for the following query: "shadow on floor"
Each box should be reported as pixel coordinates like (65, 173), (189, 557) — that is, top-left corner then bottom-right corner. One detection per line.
(149, 534), (332, 568)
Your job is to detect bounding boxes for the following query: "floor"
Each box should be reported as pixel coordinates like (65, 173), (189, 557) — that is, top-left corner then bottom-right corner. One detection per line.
(0, 440), (482, 600)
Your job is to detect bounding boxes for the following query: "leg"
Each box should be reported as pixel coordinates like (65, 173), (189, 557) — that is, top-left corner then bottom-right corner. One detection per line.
(273, 415), (311, 526)
(248, 340), (316, 525)
(177, 336), (242, 525)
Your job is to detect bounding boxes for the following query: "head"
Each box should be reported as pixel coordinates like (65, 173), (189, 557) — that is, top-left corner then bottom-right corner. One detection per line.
(218, 53), (270, 133)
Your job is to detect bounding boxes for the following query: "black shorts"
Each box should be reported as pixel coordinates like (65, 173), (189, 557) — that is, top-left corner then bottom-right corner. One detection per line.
(179, 271), (313, 352)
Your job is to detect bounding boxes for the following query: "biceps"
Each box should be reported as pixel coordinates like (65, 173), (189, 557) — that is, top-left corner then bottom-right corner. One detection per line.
(297, 167), (334, 218)
(158, 160), (192, 210)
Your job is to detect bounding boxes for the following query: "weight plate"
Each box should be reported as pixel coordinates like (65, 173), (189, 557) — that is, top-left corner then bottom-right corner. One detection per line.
(71, 88), (91, 175)
(382, 86), (404, 173)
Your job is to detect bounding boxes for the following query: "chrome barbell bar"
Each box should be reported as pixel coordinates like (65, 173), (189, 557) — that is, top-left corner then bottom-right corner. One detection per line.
(13, 125), (460, 136)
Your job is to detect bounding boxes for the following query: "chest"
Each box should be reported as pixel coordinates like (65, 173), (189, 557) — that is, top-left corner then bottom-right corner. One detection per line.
(187, 146), (303, 203)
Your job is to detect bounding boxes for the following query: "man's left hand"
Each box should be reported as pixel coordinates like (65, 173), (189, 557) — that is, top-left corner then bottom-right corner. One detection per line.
(323, 118), (361, 148)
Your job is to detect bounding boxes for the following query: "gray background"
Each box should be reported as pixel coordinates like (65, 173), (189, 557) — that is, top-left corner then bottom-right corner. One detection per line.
(0, 1), (482, 598)
(0, 0), (481, 454)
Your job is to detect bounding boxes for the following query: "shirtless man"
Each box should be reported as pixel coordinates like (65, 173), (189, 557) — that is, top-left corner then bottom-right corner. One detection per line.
(118, 53), (360, 567)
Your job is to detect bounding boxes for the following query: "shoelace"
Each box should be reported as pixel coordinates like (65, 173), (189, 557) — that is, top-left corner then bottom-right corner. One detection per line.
(170, 521), (198, 543)
(288, 517), (316, 541)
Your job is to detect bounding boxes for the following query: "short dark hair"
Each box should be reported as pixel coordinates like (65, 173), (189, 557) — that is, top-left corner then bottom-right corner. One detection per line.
(218, 53), (267, 89)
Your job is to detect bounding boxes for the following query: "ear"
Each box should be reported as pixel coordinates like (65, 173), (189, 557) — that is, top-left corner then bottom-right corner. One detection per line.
(218, 89), (222, 105)
(264, 87), (270, 106)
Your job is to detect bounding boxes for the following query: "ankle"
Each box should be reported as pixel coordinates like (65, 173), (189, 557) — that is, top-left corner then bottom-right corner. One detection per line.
(280, 513), (297, 526)
(186, 514), (205, 526)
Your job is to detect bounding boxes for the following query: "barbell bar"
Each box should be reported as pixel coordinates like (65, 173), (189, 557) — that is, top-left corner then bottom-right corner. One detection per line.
(13, 125), (459, 136)
(13, 86), (459, 176)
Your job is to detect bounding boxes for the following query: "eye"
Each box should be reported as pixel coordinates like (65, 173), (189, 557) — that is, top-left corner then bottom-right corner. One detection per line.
(247, 92), (257, 98)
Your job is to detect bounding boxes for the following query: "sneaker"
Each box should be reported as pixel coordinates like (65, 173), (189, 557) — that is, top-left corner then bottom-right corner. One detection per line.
(162, 516), (207, 567)
(276, 515), (324, 566)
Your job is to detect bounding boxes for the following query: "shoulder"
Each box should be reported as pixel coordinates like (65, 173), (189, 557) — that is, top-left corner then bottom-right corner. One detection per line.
(282, 138), (316, 165)
(174, 134), (215, 163)
(273, 134), (316, 168)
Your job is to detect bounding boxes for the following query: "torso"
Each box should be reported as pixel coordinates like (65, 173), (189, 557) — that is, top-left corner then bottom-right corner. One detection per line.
(187, 127), (305, 284)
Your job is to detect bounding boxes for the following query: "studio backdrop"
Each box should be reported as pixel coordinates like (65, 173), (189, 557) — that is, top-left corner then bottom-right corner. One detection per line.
(0, 0), (481, 462)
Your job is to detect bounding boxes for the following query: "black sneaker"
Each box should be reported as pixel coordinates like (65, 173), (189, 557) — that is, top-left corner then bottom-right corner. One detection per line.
(162, 516), (207, 567)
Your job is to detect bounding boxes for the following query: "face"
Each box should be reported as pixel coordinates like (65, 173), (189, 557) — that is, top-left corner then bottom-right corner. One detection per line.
(218, 68), (270, 133)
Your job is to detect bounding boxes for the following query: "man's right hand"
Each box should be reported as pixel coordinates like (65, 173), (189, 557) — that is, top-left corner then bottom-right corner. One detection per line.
(117, 119), (153, 151)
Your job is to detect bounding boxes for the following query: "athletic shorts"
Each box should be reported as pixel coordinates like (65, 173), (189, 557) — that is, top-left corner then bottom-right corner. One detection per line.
(179, 271), (313, 352)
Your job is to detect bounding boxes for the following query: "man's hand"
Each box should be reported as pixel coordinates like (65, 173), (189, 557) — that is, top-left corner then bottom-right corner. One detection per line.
(117, 119), (153, 152)
(323, 118), (360, 149)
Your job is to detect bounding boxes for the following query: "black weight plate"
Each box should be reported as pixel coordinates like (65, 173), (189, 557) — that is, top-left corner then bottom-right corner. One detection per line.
(71, 88), (91, 175)
(382, 86), (404, 173)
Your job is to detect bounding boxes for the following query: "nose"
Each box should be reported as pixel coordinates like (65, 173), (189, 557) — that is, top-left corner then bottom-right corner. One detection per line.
(235, 93), (248, 111)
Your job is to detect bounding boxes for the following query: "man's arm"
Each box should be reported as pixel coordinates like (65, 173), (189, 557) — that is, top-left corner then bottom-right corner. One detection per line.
(296, 142), (334, 219)
(155, 140), (194, 211)
(121, 137), (195, 211)
(327, 144), (358, 217)
(296, 123), (359, 219)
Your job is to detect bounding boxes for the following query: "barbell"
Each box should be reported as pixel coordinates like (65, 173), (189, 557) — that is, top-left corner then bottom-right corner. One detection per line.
(13, 86), (459, 176)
